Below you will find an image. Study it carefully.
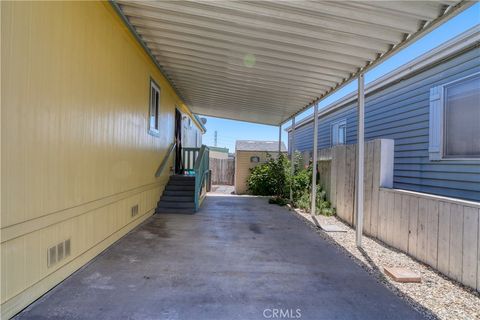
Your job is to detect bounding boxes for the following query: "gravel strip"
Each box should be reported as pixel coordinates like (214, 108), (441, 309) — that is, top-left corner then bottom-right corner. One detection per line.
(287, 205), (480, 320)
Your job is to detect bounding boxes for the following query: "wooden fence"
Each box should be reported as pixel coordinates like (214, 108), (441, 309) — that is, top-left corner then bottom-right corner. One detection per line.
(210, 158), (235, 185)
(316, 139), (480, 292)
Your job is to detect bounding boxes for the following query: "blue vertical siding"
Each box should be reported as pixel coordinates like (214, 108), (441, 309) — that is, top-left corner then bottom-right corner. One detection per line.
(290, 47), (480, 202)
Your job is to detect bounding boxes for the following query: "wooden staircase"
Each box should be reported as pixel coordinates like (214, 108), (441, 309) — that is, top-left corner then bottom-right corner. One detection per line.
(156, 175), (196, 213)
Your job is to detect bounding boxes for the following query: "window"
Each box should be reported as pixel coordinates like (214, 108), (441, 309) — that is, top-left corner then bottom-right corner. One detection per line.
(429, 73), (480, 160)
(331, 119), (346, 146)
(250, 156), (260, 163)
(148, 80), (161, 136)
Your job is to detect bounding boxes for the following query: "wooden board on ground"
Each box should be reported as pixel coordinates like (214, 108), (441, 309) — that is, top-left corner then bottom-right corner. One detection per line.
(384, 267), (421, 283)
(312, 216), (347, 232)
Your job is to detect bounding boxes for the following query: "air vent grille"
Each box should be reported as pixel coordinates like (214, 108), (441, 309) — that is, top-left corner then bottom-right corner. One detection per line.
(65, 239), (71, 257)
(131, 204), (139, 217)
(47, 239), (71, 268)
(48, 246), (57, 267)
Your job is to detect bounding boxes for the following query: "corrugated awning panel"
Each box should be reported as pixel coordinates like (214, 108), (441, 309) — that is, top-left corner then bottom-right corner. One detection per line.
(116, 0), (467, 125)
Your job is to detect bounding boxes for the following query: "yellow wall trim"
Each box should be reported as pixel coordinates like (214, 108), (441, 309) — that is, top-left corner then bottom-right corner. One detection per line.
(1, 182), (163, 243)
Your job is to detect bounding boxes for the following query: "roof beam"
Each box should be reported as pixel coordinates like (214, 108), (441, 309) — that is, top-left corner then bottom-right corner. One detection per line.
(145, 41), (351, 81)
(162, 66), (329, 95)
(355, 1), (443, 20)
(263, 1), (420, 33)
(169, 73), (322, 100)
(139, 32), (357, 74)
(150, 51), (341, 87)
(120, 3), (390, 53)
(191, 0), (405, 43)
(150, 50), (346, 87)
(129, 17), (369, 64)
(153, 58), (333, 90)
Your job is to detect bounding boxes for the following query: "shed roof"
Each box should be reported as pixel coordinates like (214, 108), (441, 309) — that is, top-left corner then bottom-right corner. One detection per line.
(236, 140), (287, 152)
(114, 0), (470, 125)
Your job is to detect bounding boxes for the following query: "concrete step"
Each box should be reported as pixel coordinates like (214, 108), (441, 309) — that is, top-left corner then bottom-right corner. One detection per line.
(166, 185), (195, 191)
(161, 195), (194, 202)
(163, 190), (195, 197)
(157, 201), (195, 209)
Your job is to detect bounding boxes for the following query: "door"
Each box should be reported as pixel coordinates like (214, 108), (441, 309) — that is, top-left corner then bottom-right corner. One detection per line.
(174, 108), (183, 174)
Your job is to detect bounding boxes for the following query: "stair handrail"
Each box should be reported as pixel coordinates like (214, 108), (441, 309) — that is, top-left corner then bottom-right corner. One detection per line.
(193, 145), (210, 211)
(155, 142), (176, 177)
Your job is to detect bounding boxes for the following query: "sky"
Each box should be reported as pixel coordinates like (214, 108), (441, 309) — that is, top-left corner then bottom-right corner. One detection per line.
(200, 3), (480, 153)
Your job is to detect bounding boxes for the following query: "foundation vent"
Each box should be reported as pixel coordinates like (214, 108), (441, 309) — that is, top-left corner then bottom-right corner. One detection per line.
(131, 204), (139, 217)
(47, 239), (71, 268)
(47, 246), (57, 268)
(65, 239), (71, 257)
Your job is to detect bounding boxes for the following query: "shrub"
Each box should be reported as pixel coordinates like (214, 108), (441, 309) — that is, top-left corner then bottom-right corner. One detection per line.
(268, 196), (289, 206)
(247, 153), (289, 197)
(246, 152), (336, 216)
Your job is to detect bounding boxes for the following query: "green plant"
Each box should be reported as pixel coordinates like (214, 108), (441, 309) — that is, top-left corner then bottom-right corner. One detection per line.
(246, 153), (289, 197)
(268, 196), (289, 206)
(246, 151), (336, 216)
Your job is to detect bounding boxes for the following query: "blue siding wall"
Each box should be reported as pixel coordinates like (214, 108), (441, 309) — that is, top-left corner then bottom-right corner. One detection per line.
(290, 47), (480, 202)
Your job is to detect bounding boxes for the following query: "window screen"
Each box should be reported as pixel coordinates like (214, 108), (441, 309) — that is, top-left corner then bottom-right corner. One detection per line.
(444, 75), (480, 158)
(149, 80), (161, 135)
(332, 120), (346, 146)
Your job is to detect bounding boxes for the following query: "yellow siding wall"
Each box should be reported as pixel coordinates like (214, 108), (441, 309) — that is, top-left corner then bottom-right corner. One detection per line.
(1, 2), (191, 318)
(234, 151), (283, 194)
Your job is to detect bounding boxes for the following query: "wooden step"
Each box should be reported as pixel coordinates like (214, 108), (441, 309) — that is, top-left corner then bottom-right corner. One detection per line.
(160, 195), (194, 202)
(157, 201), (195, 209)
(163, 190), (195, 197)
(155, 207), (195, 214)
(168, 179), (195, 186)
(169, 175), (195, 181)
(166, 185), (195, 191)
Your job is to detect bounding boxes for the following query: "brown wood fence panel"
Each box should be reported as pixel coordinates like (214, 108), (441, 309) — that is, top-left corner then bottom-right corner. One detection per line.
(315, 138), (480, 292)
(210, 158), (235, 185)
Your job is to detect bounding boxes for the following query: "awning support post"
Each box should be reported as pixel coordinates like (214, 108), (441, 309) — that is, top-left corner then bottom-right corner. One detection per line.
(290, 117), (295, 203)
(278, 124), (282, 154)
(310, 102), (319, 216)
(356, 73), (365, 247)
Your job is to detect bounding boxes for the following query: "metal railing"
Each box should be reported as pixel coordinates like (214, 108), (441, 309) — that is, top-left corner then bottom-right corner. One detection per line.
(155, 142), (176, 178)
(193, 145), (210, 211)
(156, 144), (209, 211)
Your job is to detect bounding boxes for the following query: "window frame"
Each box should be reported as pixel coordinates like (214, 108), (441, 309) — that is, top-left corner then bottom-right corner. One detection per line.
(148, 79), (161, 137)
(330, 119), (347, 147)
(250, 156), (260, 163)
(429, 72), (480, 161)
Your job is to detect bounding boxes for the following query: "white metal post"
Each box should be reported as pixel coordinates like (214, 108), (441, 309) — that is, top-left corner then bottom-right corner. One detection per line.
(278, 124), (282, 154)
(311, 102), (319, 216)
(290, 117), (295, 202)
(356, 73), (365, 247)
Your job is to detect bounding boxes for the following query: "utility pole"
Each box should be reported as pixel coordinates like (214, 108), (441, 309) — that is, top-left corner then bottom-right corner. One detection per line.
(214, 130), (218, 147)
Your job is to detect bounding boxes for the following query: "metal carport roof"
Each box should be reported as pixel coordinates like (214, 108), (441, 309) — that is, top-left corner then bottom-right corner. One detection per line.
(112, 0), (471, 125)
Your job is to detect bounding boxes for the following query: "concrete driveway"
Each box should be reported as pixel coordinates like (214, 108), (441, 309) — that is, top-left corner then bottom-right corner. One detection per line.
(15, 195), (424, 320)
